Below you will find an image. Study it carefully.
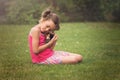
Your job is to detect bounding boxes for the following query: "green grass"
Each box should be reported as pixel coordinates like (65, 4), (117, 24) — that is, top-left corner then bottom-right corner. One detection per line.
(0, 22), (120, 80)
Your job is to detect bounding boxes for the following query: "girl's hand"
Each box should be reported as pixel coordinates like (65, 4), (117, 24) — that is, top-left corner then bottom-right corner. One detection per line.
(48, 34), (58, 47)
(51, 34), (58, 42)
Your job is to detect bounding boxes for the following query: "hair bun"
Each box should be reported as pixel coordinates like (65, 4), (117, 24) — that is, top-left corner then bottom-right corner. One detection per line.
(42, 9), (51, 18)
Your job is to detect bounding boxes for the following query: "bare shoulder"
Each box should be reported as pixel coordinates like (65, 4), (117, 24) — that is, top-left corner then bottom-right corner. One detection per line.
(30, 25), (41, 36)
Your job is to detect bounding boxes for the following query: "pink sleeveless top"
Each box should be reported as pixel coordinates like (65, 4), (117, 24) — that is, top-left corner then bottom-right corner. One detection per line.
(28, 33), (53, 63)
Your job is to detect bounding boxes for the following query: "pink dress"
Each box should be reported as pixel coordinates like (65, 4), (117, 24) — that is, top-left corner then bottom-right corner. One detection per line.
(28, 33), (53, 63)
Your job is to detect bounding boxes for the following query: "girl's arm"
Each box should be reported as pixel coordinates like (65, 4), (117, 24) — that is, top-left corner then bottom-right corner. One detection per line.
(31, 28), (57, 54)
(31, 28), (51, 54)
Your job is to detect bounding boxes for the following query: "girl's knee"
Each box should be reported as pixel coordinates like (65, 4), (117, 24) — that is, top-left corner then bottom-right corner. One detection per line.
(71, 56), (82, 64)
(61, 55), (83, 64)
(72, 58), (79, 63)
(75, 55), (83, 62)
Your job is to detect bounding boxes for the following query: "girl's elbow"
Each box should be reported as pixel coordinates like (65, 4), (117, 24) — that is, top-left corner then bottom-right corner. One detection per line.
(33, 49), (39, 54)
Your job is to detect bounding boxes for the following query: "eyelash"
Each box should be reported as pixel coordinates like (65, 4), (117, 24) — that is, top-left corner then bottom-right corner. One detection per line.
(46, 25), (50, 28)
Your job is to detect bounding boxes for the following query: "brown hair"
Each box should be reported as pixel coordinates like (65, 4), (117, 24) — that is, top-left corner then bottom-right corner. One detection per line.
(39, 9), (60, 30)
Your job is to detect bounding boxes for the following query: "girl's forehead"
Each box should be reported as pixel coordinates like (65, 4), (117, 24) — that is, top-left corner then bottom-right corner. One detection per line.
(47, 20), (55, 25)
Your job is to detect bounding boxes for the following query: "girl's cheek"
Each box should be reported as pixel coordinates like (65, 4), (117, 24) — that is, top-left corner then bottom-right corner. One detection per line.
(41, 27), (45, 32)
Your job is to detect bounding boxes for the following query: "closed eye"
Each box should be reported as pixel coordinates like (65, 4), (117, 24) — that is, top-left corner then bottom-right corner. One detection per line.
(46, 25), (50, 28)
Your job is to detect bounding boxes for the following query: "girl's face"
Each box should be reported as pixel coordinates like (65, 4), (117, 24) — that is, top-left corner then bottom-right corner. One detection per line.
(40, 20), (56, 34)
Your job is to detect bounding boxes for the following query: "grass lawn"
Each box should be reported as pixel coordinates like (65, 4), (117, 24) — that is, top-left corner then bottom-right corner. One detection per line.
(0, 22), (120, 80)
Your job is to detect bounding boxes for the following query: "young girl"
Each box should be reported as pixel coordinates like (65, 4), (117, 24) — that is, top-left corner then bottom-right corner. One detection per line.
(28, 9), (82, 64)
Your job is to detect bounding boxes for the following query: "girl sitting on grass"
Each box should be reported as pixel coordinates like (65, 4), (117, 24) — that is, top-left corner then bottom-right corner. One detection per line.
(28, 9), (82, 64)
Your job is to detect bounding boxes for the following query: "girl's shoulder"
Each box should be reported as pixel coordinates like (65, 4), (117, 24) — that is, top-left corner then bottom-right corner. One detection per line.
(31, 27), (40, 32)
(29, 25), (41, 36)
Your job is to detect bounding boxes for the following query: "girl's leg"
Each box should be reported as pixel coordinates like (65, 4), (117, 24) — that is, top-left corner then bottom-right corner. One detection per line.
(54, 51), (83, 64)
(39, 51), (83, 64)
(67, 53), (83, 62)
(60, 54), (82, 64)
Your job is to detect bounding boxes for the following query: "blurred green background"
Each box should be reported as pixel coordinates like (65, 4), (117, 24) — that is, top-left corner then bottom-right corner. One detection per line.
(0, 0), (120, 24)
